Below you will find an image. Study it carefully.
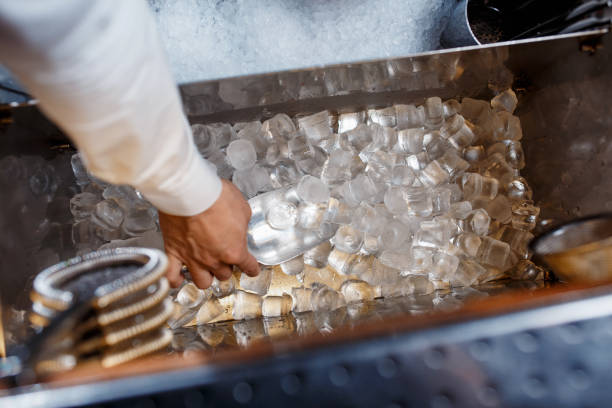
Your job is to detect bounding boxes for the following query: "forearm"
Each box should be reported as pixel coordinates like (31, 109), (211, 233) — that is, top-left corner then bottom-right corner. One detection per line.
(0, 0), (221, 216)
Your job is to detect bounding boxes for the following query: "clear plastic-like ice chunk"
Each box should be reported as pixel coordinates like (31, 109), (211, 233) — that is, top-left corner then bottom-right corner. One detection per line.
(211, 275), (236, 298)
(338, 111), (366, 133)
(340, 279), (375, 303)
(511, 201), (540, 231)
(303, 241), (333, 268)
(298, 111), (332, 145)
(291, 286), (314, 313)
(122, 208), (156, 236)
(70, 192), (98, 220)
(462, 173), (499, 200)
(310, 284), (346, 312)
(227, 139), (257, 170)
(465, 208), (491, 236)
(262, 294), (293, 317)
(297, 175), (330, 204)
(395, 104), (425, 129)
(298, 202), (327, 230)
(424, 97), (444, 129)
(233, 290), (263, 320)
(263, 113), (296, 141)
(240, 266), (273, 295)
(476, 237), (511, 269)
(491, 89), (518, 113)
(333, 225), (364, 253)
(486, 195), (512, 224)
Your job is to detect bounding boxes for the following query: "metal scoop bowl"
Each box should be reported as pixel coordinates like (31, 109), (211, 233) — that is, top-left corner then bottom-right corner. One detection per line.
(530, 213), (612, 282)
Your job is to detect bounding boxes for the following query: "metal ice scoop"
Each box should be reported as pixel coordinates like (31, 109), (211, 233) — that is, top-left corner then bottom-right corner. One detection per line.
(530, 213), (612, 282)
(247, 187), (331, 265)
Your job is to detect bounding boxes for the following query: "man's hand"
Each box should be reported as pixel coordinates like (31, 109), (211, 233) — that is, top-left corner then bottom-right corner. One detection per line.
(159, 180), (260, 289)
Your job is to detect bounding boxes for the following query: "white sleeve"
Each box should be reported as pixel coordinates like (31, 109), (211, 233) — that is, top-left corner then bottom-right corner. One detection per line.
(0, 0), (222, 216)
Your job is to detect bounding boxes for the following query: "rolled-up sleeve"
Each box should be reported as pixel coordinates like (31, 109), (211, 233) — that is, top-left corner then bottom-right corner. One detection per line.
(0, 0), (221, 216)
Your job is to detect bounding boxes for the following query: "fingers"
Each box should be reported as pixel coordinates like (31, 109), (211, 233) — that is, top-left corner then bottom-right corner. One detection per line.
(189, 265), (214, 289)
(236, 252), (260, 277)
(165, 253), (184, 288)
(211, 263), (233, 281)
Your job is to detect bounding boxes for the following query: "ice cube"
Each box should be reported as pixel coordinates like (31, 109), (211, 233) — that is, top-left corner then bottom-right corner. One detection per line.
(464, 145), (486, 164)
(324, 197), (353, 224)
(297, 175), (330, 204)
(287, 134), (313, 161)
(424, 131), (453, 160)
(413, 220), (452, 249)
(511, 201), (540, 231)
(71, 154), (92, 190)
(91, 199), (124, 240)
(367, 107), (397, 127)
(379, 250), (412, 271)
(298, 202), (327, 230)
(420, 160), (450, 187)
(352, 203), (386, 235)
(227, 139), (257, 170)
(303, 241), (333, 268)
(291, 287), (314, 313)
(486, 193), (513, 224)
(320, 149), (353, 185)
(440, 114), (465, 139)
(507, 260), (545, 280)
(196, 298), (225, 324)
(211, 275), (236, 298)
(493, 112), (523, 141)
(395, 104), (425, 129)
(506, 177), (533, 202)
(379, 220), (410, 250)
(461, 173), (499, 200)
(424, 97), (444, 129)
(404, 186), (433, 217)
(396, 128), (425, 154)
(298, 111), (332, 145)
(453, 259), (487, 287)
(349, 173), (378, 202)
(345, 124), (372, 151)
(437, 151), (470, 180)
(406, 152), (430, 171)
(448, 124), (476, 150)
(465, 208), (491, 236)
(296, 146), (327, 177)
(384, 186), (407, 214)
(310, 284), (346, 312)
(454, 233), (482, 257)
(233, 290), (263, 320)
(269, 163), (301, 189)
(232, 166), (267, 198)
(391, 165), (416, 186)
(476, 237), (511, 269)
(482, 153), (515, 186)
(69, 192), (98, 220)
(122, 207), (156, 236)
(495, 226), (534, 258)
(338, 111), (366, 133)
(340, 279), (375, 303)
(238, 121), (268, 156)
(432, 186), (452, 215)
(491, 89), (518, 114)
(206, 122), (235, 148)
(505, 140), (525, 170)
(177, 282), (208, 309)
(262, 113), (296, 142)
(191, 124), (216, 156)
(332, 225), (364, 253)
(280, 255), (305, 276)
(239, 266), (273, 295)
(443, 99), (462, 118)
(262, 294), (293, 317)
(430, 252), (460, 281)
(449, 201), (472, 219)
(265, 143), (290, 166)
(266, 201), (298, 230)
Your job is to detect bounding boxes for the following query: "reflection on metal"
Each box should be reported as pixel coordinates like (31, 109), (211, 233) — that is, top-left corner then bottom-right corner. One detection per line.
(247, 187), (327, 265)
(532, 213), (612, 282)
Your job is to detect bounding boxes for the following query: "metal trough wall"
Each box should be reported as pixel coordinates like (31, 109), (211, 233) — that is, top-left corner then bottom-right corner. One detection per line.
(1, 30), (612, 407)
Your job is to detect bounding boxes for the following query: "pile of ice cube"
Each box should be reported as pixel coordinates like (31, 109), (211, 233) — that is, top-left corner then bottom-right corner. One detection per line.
(68, 155), (163, 254)
(164, 90), (544, 327)
(69, 89), (545, 326)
